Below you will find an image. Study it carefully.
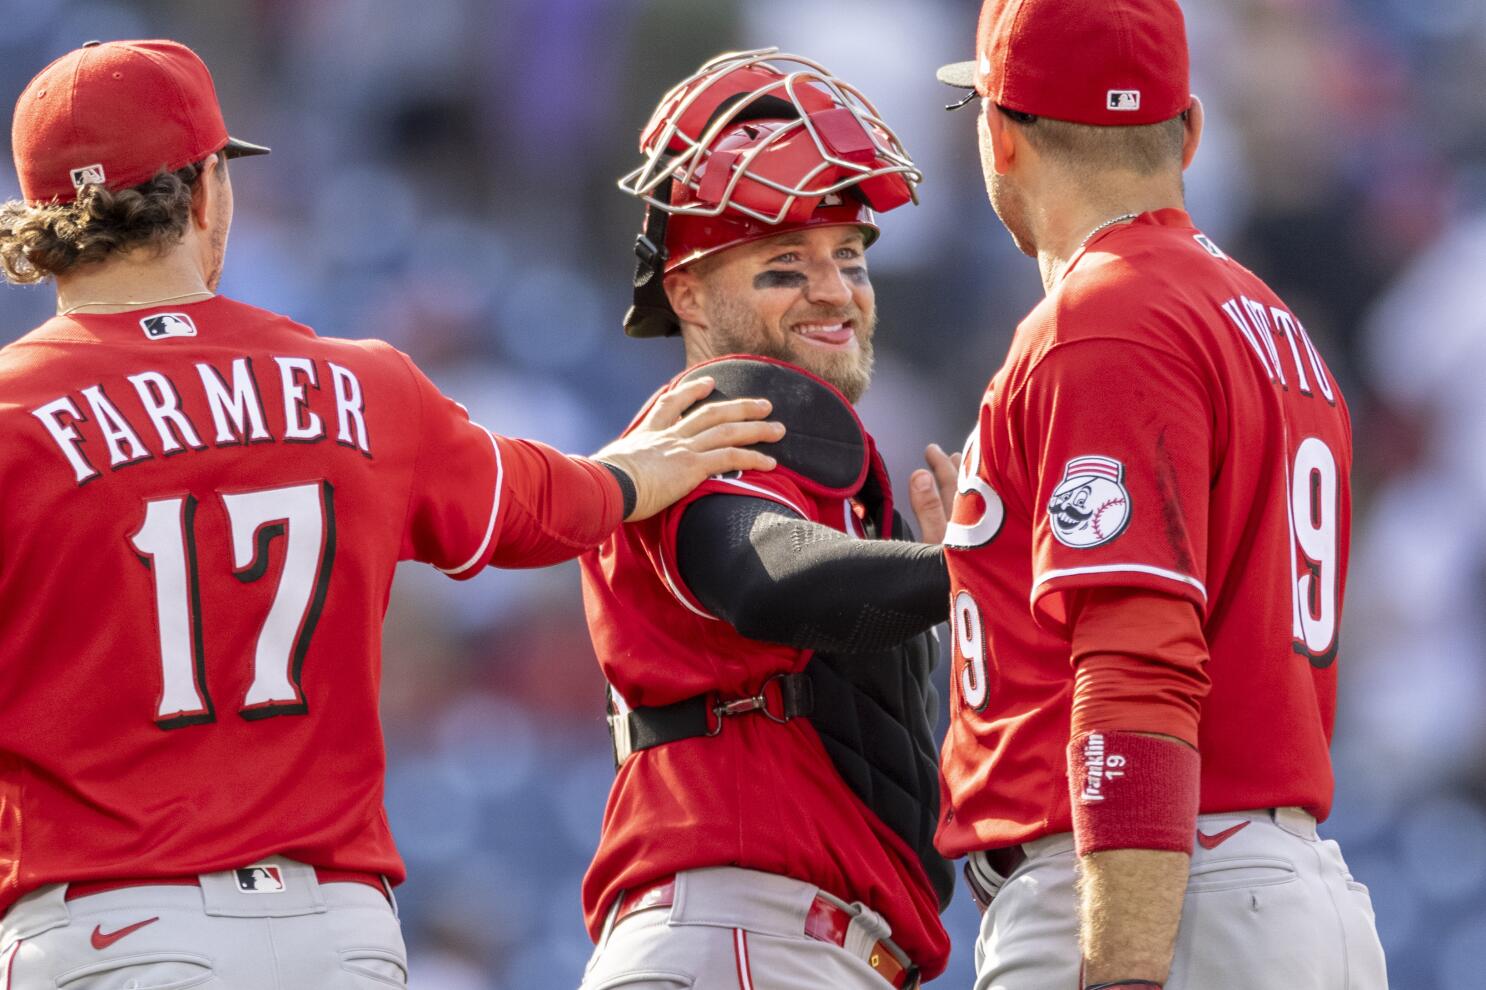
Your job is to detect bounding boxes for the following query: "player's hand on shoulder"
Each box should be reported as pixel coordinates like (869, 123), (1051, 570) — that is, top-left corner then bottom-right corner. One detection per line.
(595, 376), (783, 522)
(909, 443), (962, 544)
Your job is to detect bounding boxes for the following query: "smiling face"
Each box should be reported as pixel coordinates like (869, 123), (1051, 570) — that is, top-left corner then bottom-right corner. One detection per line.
(665, 225), (878, 403)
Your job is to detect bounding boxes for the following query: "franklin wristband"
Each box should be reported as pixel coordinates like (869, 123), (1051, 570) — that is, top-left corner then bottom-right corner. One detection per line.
(1068, 729), (1199, 856)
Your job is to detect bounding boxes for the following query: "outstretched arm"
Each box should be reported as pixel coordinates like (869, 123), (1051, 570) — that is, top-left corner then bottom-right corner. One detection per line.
(493, 378), (785, 568)
(1066, 587), (1210, 988)
(676, 494), (948, 652)
(411, 373), (782, 573)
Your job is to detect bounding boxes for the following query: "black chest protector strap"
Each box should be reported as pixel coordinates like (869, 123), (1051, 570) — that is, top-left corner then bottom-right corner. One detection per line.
(608, 673), (814, 767)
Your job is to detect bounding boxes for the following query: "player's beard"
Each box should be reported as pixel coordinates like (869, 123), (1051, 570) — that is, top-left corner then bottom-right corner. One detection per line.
(204, 168), (231, 291)
(204, 220), (228, 291)
(702, 293), (876, 404)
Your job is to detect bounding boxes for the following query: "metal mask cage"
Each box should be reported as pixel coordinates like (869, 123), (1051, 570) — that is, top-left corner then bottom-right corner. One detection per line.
(617, 48), (923, 227)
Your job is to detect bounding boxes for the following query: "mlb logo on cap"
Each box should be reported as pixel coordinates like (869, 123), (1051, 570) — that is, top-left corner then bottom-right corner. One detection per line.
(1107, 90), (1141, 111)
(69, 164), (106, 190)
(235, 864), (286, 893)
(139, 313), (197, 340)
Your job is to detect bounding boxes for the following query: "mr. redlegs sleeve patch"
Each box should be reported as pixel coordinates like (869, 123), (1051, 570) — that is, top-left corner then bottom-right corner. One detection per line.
(1047, 455), (1131, 548)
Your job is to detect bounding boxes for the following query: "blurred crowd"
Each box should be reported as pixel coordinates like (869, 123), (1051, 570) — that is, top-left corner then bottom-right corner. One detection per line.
(3, 0), (1484, 985)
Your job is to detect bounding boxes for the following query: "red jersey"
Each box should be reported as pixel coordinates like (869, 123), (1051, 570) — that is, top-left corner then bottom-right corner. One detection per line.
(0, 295), (622, 915)
(578, 373), (951, 979)
(937, 209), (1352, 857)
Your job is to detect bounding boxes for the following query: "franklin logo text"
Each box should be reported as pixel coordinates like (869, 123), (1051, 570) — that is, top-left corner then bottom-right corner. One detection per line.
(1080, 732), (1127, 803)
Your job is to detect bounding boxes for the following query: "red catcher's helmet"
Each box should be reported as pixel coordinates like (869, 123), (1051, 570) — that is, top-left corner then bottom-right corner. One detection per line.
(619, 48), (923, 338)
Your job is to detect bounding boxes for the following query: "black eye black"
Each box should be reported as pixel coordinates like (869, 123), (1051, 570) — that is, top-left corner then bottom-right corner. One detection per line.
(753, 270), (810, 290)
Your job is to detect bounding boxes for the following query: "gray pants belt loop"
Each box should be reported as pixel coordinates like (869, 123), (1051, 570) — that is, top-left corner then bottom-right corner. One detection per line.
(198, 856), (327, 918)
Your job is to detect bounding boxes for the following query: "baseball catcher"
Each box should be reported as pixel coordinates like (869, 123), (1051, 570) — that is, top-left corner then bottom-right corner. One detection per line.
(576, 50), (958, 989)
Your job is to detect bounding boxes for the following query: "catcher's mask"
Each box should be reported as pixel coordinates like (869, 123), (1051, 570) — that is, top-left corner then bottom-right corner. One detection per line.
(619, 48), (923, 338)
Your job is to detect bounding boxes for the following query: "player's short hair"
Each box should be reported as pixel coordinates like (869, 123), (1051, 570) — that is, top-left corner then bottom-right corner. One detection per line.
(1001, 106), (1185, 177)
(0, 155), (222, 284)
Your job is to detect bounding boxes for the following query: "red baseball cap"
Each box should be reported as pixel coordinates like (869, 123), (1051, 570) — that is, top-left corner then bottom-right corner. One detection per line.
(937, 0), (1191, 126)
(11, 39), (269, 204)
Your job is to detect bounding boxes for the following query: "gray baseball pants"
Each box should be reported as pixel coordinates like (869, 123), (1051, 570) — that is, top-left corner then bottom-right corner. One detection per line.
(0, 858), (406, 990)
(579, 866), (905, 990)
(970, 807), (1388, 990)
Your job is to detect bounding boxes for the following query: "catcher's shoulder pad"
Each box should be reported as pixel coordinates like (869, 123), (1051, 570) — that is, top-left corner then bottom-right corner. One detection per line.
(677, 356), (868, 496)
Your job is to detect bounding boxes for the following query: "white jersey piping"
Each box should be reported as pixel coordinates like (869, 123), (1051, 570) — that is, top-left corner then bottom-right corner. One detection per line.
(1032, 562), (1208, 601)
(438, 427), (504, 576)
(711, 475), (808, 517)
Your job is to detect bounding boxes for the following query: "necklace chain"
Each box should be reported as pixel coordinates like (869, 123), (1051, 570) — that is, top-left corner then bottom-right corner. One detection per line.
(57, 289), (215, 317)
(1078, 212), (1138, 253)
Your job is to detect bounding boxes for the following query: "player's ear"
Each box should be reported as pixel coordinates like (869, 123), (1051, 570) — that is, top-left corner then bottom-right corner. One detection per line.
(982, 101), (1018, 176)
(1180, 96), (1204, 171)
(664, 270), (708, 330)
(190, 154), (220, 230)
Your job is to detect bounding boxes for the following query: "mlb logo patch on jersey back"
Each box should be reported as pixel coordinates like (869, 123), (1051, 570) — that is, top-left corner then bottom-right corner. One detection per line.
(1193, 234), (1227, 259)
(139, 313), (198, 340)
(1048, 456), (1131, 548)
(235, 864), (286, 893)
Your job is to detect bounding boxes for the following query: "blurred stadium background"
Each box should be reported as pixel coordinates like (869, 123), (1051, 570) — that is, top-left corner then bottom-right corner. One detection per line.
(4, 0), (1484, 986)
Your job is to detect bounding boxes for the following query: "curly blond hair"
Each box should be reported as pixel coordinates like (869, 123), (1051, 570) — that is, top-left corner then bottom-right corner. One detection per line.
(0, 161), (208, 284)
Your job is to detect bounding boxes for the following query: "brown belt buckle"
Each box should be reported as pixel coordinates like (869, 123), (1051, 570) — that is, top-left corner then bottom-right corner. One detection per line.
(867, 944), (920, 989)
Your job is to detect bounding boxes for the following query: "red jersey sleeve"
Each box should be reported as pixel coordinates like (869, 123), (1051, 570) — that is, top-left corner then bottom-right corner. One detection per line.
(1018, 336), (1213, 634)
(1068, 586), (1212, 746)
(486, 439), (624, 569)
(395, 351), (622, 576)
(652, 469), (815, 617)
